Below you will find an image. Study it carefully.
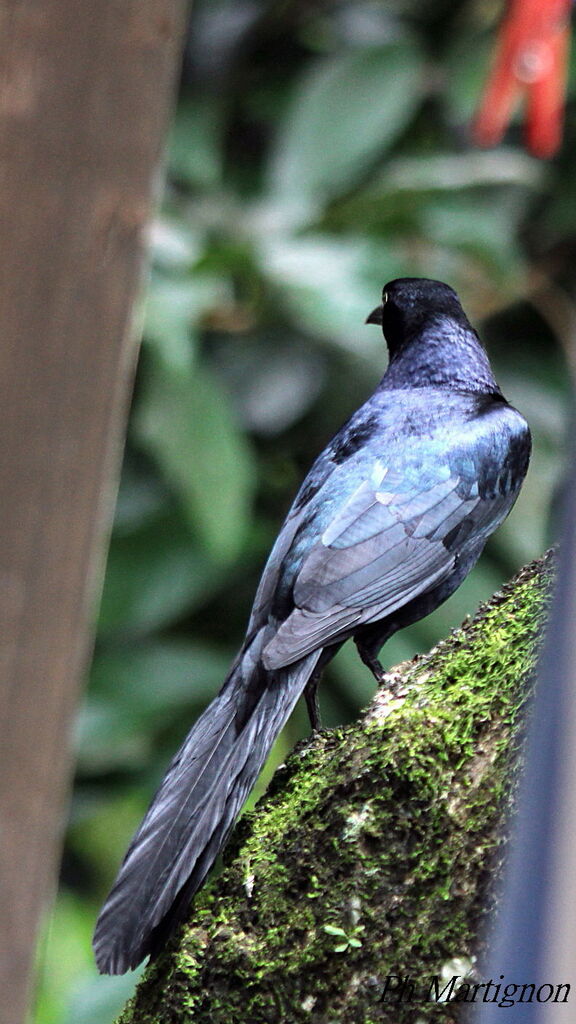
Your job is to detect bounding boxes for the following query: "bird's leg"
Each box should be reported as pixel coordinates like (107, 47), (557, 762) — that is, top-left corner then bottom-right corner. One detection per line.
(355, 639), (386, 684)
(304, 668), (323, 732)
(303, 642), (345, 731)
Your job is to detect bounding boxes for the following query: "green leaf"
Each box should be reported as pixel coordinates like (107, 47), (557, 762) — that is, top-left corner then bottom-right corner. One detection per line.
(168, 96), (224, 189)
(36, 890), (142, 1024)
(78, 640), (231, 772)
(376, 151), (542, 195)
(35, 892), (95, 1024)
(323, 924), (348, 937)
(149, 217), (202, 272)
(98, 509), (225, 637)
(144, 272), (229, 373)
(134, 360), (256, 564)
(267, 42), (422, 200)
(63, 972), (141, 1024)
(144, 275), (199, 371)
(68, 791), (149, 884)
(144, 262), (228, 374)
(112, 459), (168, 534)
(258, 234), (397, 352)
(444, 31), (495, 123)
(422, 195), (526, 278)
(91, 638), (230, 709)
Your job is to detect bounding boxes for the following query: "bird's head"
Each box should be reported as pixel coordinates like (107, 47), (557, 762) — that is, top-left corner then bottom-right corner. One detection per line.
(366, 278), (469, 359)
(365, 278), (498, 392)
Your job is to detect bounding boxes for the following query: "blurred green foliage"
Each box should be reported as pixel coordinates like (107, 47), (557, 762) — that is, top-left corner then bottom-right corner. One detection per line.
(35, 1), (575, 1020)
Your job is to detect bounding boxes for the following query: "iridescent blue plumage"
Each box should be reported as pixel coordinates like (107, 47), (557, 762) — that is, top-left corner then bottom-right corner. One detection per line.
(94, 278), (530, 974)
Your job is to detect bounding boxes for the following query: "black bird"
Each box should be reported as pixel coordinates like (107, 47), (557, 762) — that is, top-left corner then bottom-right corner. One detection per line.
(94, 278), (531, 974)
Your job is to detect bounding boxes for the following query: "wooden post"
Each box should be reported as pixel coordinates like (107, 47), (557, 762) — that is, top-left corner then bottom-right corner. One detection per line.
(0, 3), (185, 1021)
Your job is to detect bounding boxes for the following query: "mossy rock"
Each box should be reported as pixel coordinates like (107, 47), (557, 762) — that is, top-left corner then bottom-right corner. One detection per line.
(118, 552), (553, 1024)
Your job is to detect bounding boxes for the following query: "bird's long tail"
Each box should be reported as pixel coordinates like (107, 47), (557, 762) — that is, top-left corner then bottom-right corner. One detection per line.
(93, 629), (321, 974)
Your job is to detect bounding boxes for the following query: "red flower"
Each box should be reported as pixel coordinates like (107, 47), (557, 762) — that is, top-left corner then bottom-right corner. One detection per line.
(473, 0), (572, 158)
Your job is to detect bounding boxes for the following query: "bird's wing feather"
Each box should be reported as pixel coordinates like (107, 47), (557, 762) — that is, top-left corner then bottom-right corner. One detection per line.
(262, 454), (514, 669)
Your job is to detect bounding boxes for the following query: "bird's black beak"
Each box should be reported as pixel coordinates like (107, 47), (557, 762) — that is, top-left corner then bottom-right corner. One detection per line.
(365, 304), (384, 326)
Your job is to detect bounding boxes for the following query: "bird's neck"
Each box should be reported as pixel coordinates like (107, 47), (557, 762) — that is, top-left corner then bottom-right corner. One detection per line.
(382, 318), (499, 393)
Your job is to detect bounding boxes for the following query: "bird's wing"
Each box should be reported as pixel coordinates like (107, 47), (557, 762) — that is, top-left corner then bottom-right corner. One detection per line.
(262, 453), (514, 670)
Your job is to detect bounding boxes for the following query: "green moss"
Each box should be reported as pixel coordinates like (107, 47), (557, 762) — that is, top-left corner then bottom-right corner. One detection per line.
(118, 553), (553, 1024)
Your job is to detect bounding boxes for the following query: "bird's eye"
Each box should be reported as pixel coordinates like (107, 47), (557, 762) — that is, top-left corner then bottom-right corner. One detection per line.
(382, 291), (388, 305)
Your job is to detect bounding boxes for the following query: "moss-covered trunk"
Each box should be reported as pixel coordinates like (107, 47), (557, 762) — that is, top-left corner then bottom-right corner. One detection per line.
(117, 553), (553, 1024)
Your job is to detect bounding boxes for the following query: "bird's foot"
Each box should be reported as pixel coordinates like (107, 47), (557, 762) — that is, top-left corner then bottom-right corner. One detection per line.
(304, 676), (323, 732)
(355, 642), (386, 685)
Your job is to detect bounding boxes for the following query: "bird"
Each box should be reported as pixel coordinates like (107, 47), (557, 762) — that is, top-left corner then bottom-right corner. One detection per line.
(93, 277), (531, 974)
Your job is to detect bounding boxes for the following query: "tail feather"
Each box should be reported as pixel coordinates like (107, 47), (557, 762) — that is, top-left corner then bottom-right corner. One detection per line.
(93, 635), (320, 974)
